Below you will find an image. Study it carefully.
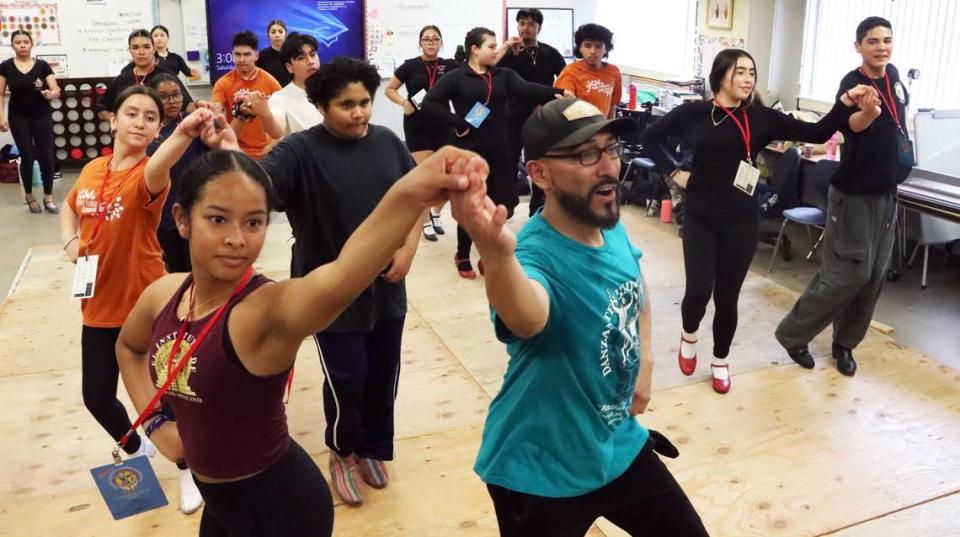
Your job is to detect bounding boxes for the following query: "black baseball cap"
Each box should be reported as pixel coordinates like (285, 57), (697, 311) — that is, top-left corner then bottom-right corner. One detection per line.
(522, 98), (637, 161)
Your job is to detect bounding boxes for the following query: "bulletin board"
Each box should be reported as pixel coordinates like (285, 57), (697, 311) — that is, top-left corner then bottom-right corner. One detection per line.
(366, 0), (505, 78)
(505, 7), (574, 58)
(0, 0), (157, 77)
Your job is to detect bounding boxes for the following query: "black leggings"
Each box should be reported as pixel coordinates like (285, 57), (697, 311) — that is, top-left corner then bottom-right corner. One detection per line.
(81, 326), (141, 454)
(9, 111), (55, 196)
(681, 214), (759, 358)
(195, 440), (334, 537)
(487, 435), (708, 537)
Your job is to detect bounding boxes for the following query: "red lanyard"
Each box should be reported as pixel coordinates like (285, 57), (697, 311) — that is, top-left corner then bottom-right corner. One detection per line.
(715, 101), (752, 163)
(117, 267), (254, 450)
(858, 68), (904, 133)
(478, 71), (493, 106)
(132, 64), (155, 86)
(86, 157), (146, 251)
(424, 61), (440, 89)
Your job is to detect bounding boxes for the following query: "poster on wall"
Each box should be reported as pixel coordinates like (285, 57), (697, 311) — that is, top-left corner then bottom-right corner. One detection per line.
(0, 2), (61, 46)
(36, 53), (68, 76)
(205, 0), (364, 83)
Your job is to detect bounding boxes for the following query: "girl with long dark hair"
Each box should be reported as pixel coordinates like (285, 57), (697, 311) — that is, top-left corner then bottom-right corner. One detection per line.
(640, 48), (877, 394)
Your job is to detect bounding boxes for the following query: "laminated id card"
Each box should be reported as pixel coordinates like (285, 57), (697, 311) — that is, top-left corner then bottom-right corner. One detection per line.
(733, 161), (760, 196)
(409, 89), (427, 110)
(466, 102), (491, 128)
(90, 455), (168, 520)
(896, 134), (916, 167)
(72, 254), (99, 299)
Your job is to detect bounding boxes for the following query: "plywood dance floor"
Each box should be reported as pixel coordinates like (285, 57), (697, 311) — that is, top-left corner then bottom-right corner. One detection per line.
(1, 204), (958, 536)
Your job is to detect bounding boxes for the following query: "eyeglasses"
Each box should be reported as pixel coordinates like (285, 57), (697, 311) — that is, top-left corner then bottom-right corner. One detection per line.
(420, 37), (441, 44)
(540, 141), (624, 167)
(158, 93), (183, 103)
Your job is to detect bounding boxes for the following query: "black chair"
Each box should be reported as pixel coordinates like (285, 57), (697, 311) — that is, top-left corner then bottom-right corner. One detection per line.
(759, 147), (802, 259)
(768, 158), (839, 272)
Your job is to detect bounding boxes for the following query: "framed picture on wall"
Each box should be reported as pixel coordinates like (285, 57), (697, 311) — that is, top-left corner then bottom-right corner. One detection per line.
(707, 0), (734, 29)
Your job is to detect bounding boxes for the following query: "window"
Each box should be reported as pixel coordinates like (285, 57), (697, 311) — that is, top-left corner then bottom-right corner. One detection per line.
(597, 0), (698, 76)
(801, 0), (960, 109)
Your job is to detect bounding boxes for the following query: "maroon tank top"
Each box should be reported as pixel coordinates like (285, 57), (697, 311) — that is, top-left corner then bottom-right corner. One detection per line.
(148, 273), (291, 479)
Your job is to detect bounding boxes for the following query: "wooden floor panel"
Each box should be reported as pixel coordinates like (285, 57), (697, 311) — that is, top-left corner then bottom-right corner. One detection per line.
(2, 204), (958, 536)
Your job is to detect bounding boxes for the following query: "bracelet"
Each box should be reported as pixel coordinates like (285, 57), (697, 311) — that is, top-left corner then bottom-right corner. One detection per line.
(144, 413), (171, 438)
(63, 236), (78, 250)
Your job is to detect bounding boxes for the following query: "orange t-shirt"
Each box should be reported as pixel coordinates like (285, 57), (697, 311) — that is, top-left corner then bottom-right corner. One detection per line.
(555, 60), (623, 118)
(212, 68), (282, 160)
(67, 157), (169, 328)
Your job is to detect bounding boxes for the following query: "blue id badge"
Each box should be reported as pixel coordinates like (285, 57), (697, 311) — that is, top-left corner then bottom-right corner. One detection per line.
(466, 102), (491, 128)
(90, 455), (168, 519)
(896, 134), (916, 167)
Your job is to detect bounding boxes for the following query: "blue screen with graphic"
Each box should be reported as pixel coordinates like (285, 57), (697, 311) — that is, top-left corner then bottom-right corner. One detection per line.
(205, 0), (364, 82)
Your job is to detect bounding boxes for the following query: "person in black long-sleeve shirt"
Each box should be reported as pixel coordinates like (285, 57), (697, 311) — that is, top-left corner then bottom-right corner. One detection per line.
(776, 17), (902, 377)
(422, 26), (566, 278)
(640, 48), (876, 394)
(497, 9), (568, 216)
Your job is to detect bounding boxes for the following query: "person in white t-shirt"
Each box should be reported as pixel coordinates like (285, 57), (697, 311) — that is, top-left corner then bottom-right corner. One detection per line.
(267, 33), (323, 138)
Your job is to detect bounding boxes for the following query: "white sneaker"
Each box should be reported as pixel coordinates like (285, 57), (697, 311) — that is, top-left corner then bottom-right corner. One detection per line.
(646, 200), (660, 217)
(179, 469), (204, 514)
(132, 435), (156, 458)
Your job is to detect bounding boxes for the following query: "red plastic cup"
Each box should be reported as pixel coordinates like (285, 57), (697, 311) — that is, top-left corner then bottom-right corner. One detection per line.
(660, 199), (673, 223)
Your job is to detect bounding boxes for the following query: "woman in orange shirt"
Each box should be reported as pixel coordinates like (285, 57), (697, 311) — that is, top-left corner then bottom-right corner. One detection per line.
(59, 86), (230, 514)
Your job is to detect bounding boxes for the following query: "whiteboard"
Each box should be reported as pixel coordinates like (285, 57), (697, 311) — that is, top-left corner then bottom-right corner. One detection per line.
(505, 8), (574, 58)
(179, 0), (211, 86)
(0, 0), (157, 78)
(366, 0), (505, 78)
(914, 110), (960, 178)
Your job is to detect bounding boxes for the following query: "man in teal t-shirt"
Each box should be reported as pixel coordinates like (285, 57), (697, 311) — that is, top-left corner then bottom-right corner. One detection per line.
(454, 98), (708, 536)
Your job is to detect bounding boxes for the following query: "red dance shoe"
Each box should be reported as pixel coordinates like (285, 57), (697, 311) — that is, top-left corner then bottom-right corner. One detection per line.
(678, 335), (697, 376)
(711, 362), (730, 394)
(455, 256), (477, 279)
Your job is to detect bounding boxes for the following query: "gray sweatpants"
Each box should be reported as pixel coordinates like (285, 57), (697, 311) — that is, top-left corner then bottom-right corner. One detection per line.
(776, 186), (897, 350)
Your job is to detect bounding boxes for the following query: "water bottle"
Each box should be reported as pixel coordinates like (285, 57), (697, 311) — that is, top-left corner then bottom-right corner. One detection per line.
(31, 160), (41, 187)
(660, 199), (673, 224)
(629, 83), (638, 110)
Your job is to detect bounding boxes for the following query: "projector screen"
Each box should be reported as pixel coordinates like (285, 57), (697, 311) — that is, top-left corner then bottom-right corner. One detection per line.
(205, 0), (364, 83)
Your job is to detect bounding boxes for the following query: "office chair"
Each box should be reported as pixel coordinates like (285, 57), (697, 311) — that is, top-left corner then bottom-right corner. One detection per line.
(768, 158), (839, 272)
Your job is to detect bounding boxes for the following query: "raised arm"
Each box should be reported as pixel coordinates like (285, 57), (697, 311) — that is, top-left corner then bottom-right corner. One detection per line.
(504, 68), (565, 102)
(450, 167), (549, 338)
(255, 147), (483, 344)
(766, 86), (875, 144)
(144, 108), (238, 196)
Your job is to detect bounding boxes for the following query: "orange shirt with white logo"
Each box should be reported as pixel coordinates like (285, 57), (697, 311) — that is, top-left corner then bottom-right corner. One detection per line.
(67, 157), (169, 327)
(555, 60), (623, 118)
(212, 68), (282, 160)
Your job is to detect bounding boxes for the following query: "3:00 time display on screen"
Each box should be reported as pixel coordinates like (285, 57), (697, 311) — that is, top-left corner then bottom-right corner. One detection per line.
(214, 52), (235, 71)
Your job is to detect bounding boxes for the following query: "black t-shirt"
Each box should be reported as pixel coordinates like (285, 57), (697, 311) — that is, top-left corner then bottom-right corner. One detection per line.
(256, 47), (292, 87)
(0, 58), (55, 118)
(122, 52), (193, 78)
(497, 41), (566, 116)
(641, 100), (853, 220)
(96, 66), (194, 114)
(831, 64), (910, 194)
(260, 124), (415, 333)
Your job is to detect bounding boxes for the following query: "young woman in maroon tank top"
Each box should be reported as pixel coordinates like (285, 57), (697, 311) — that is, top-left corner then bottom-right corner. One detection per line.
(115, 133), (487, 535)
